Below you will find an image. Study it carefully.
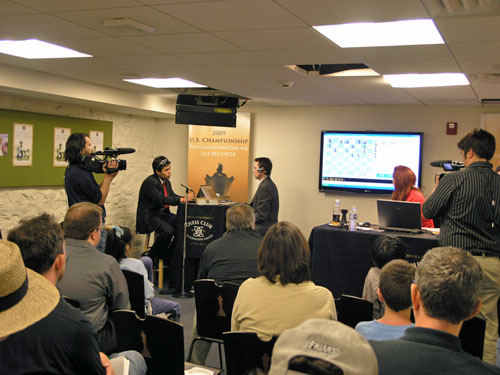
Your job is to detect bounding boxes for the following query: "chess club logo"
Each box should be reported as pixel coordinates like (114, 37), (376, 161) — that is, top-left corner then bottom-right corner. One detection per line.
(186, 219), (214, 242)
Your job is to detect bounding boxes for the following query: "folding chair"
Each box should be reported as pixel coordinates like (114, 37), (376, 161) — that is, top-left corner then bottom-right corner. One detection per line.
(223, 332), (279, 375)
(111, 309), (145, 353)
(122, 269), (146, 319)
(144, 314), (184, 375)
(459, 316), (486, 359)
(187, 279), (240, 368)
(335, 294), (373, 328)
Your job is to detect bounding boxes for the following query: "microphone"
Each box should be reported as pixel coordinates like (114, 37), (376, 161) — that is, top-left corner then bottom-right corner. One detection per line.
(181, 183), (194, 192)
(430, 160), (452, 167)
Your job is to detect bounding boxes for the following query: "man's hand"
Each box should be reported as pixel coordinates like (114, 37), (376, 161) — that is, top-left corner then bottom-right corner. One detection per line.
(187, 191), (195, 201)
(99, 352), (115, 375)
(103, 160), (119, 178)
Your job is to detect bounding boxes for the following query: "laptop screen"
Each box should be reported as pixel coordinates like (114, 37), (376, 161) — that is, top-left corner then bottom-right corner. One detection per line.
(199, 185), (217, 199)
(377, 199), (421, 230)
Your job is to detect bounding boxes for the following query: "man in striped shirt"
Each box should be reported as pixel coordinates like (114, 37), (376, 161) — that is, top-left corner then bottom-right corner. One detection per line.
(423, 128), (500, 364)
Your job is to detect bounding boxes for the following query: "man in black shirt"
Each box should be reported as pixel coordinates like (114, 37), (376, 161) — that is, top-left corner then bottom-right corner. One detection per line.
(423, 128), (500, 363)
(64, 132), (118, 252)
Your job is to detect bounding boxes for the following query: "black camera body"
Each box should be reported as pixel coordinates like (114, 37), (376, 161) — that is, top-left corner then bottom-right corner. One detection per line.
(82, 147), (135, 174)
(431, 160), (464, 182)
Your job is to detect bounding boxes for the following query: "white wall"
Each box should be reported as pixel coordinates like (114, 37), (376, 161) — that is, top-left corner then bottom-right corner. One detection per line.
(248, 105), (486, 236)
(0, 93), (493, 242)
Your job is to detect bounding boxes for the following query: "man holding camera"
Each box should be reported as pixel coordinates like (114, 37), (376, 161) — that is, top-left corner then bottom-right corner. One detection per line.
(423, 128), (500, 363)
(64, 133), (119, 252)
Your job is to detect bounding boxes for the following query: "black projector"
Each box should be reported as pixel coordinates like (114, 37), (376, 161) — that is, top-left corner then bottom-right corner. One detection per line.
(175, 94), (239, 127)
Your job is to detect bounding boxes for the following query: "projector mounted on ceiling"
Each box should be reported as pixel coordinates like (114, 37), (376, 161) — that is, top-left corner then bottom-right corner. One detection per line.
(175, 94), (239, 127)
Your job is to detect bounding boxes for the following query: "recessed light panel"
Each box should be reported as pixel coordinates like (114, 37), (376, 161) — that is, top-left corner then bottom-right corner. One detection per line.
(384, 73), (469, 88)
(123, 78), (206, 88)
(313, 19), (444, 48)
(0, 39), (91, 59)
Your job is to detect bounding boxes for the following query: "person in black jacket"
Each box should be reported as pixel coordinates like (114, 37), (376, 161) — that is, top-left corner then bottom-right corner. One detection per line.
(250, 157), (279, 236)
(136, 156), (194, 282)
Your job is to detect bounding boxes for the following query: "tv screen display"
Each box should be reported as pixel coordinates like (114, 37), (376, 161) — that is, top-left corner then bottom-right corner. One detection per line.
(319, 131), (423, 194)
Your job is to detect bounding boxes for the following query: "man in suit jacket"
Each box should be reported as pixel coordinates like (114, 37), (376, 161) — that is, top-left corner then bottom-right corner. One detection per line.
(250, 157), (279, 236)
(136, 156), (194, 282)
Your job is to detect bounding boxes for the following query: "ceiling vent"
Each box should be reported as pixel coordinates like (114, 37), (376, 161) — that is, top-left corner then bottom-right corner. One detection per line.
(422, 0), (500, 15)
(285, 63), (379, 77)
(481, 99), (500, 106)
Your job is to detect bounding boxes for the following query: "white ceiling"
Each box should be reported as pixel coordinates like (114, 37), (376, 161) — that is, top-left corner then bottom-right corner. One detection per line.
(1, 0), (500, 108)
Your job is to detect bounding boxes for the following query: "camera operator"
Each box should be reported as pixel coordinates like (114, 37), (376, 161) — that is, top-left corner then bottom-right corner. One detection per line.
(422, 128), (500, 364)
(64, 133), (119, 252)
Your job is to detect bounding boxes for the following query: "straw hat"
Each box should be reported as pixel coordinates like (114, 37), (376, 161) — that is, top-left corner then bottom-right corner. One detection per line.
(0, 239), (59, 338)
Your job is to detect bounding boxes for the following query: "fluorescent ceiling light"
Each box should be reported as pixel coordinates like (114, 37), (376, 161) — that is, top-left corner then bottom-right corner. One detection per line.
(384, 73), (469, 88)
(0, 39), (91, 59)
(327, 68), (379, 77)
(123, 78), (207, 88)
(313, 19), (444, 48)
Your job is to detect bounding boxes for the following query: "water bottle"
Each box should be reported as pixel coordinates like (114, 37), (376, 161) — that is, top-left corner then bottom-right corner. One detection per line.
(332, 199), (341, 222)
(349, 206), (358, 231)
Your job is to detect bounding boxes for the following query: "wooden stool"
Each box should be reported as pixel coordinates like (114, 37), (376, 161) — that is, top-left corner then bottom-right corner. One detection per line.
(144, 233), (167, 289)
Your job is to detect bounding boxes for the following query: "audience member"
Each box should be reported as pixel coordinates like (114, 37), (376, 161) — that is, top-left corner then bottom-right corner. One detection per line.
(231, 221), (336, 340)
(371, 246), (500, 374)
(362, 235), (407, 319)
(269, 318), (378, 375)
(392, 165), (434, 228)
(105, 225), (180, 318)
(191, 203), (262, 364)
(197, 203), (262, 284)
(356, 259), (415, 341)
(57, 202), (130, 354)
(7, 213), (146, 375)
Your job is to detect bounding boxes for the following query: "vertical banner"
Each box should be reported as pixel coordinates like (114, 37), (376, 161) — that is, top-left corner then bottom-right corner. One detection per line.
(53, 127), (70, 167)
(13, 123), (33, 166)
(188, 113), (251, 203)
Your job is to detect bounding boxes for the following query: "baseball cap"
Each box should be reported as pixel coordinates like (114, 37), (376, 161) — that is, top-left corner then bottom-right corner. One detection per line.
(269, 318), (378, 375)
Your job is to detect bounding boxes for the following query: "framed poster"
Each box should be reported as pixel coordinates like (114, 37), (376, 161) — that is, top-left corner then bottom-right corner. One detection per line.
(53, 127), (70, 167)
(13, 123), (33, 166)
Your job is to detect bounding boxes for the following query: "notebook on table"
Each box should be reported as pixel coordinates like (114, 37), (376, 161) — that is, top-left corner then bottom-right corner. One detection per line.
(377, 199), (422, 234)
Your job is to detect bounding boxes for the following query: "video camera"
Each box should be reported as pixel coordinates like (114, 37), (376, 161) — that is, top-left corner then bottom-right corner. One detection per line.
(430, 160), (464, 182)
(83, 147), (135, 174)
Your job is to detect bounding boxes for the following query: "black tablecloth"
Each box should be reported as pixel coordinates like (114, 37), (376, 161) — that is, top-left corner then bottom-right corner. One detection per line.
(174, 203), (230, 291)
(308, 224), (439, 298)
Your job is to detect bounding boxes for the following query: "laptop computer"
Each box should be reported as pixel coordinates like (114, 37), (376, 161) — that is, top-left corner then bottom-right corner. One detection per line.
(377, 199), (422, 234)
(198, 185), (218, 199)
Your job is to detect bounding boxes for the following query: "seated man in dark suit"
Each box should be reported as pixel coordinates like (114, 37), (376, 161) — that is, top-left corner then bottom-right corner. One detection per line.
(250, 157), (279, 236)
(370, 246), (500, 374)
(136, 156), (194, 291)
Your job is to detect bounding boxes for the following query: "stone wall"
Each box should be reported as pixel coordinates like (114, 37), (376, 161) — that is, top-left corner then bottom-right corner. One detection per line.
(0, 94), (187, 251)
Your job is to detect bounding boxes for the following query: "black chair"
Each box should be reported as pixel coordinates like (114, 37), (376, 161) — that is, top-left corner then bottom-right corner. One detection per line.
(144, 314), (184, 375)
(111, 309), (144, 353)
(122, 269), (146, 319)
(187, 279), (240, 368)
(459, 317), (486, 359)
(223, 332), (279, 375)
(335, 294), (373, 328)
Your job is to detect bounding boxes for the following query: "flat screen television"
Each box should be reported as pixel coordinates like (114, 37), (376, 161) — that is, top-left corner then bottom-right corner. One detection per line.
(319, 130), (423, 194)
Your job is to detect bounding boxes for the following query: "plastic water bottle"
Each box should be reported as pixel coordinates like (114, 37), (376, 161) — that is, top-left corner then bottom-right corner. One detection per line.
(349, 206), (358, 231)
(333, 199), (341, 222)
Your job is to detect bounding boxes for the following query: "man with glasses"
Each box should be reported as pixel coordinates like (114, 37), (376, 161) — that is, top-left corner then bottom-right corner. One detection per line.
(58, 202), (130, 354)
(136, 156), (194, 292)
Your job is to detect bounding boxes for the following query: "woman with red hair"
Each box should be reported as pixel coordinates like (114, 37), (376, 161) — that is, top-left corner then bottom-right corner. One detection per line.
(392, 166), (434, 228)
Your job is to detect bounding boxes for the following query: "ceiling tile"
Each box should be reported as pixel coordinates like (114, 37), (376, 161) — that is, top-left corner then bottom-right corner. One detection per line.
(213, 27), (334, 50)
(123, 33), (241, 53)
(52, 37), (159, 57)
(449, 41), (500, 60)
(11, 0), (142, 12)
(153, 0), (305, 31)
(435, 15), (500, 43)
(54, 6), (198, 36)
(0, 13), (105, 39)
(274, 0), (429, 25)
(0, 0), (39, 15)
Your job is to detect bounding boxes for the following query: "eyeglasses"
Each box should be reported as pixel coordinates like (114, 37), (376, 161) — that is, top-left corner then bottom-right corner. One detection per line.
(158, 158), (169, 166)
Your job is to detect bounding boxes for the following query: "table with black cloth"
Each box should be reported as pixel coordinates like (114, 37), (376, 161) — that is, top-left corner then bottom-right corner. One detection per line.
(308, 224), (439, 298)
(174, 203), (231, 291)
